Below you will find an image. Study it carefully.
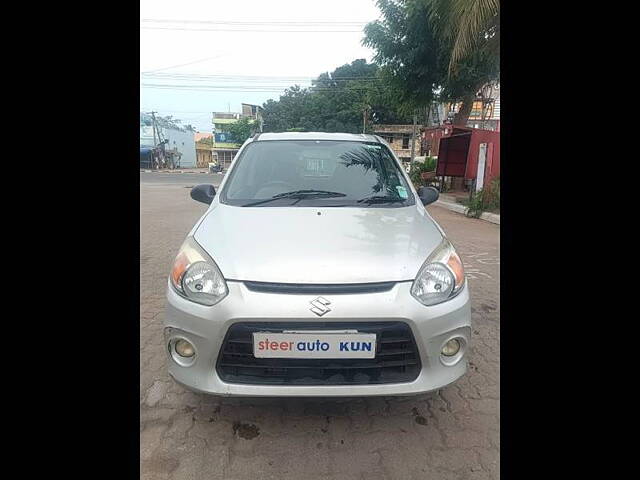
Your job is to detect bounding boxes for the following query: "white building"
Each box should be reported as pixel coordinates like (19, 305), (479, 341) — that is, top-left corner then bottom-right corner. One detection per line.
(140, 114), (197, 168)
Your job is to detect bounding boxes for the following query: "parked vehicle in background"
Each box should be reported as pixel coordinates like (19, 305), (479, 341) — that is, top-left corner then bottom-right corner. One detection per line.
(164, 132), (471, 396)
(140, 147), (154, 169)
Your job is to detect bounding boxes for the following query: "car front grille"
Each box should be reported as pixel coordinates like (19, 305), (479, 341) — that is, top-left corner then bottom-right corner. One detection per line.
(243, 281), (396, 295)
(216, 321), (421, 386)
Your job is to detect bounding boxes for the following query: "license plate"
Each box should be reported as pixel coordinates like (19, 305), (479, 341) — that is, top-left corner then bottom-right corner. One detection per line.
(253, 331), (377, 359)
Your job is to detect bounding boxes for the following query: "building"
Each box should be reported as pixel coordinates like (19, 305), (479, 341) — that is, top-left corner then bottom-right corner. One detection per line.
(466, 83), (500, 131)
(140, 113), (197, 168)
(433, 83), (500, 131)
(195, 146), (213, 168)
(194, 132), (214, 168)
(194, 132), (213, 142)
(422, 125), (500, 192)
(241, 102), (263, 122)
(372, 124), (421, 166)
(211, 104), (263, 168)
(212, 112), (242, 168)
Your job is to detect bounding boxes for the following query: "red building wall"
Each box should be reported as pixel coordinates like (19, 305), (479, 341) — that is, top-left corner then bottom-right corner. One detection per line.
(423, 125), (500, 186)
(422, 126), (454, 156)
(465, 129), (500, 185)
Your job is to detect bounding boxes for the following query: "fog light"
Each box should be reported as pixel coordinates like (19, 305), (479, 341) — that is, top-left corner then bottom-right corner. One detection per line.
(175, 339), (195, 358)
(441, 338), (461, 357)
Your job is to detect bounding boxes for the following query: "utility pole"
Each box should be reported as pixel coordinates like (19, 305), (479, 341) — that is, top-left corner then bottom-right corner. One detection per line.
(410, 111), (418, 162)
(150, 111), (158, 147)
(362, 105), (371, 133)
(149, 111), (159, 170)
(257, 108), (264, 133)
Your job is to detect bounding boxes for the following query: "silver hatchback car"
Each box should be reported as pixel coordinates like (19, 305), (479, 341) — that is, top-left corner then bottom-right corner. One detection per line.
(164, 132), (471, 396)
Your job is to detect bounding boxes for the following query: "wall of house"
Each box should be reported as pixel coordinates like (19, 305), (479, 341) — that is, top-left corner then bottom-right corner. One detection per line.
(139, 126), (196, 167)
(373, 125), (420, 162)
(465, 129), (500, 185)
(424, 126), (500, 187)
(422, 126), (456, 157)
(196, 148), (213, 168)
(163, 128), (196, 167)
(140, 126), (156, 147)
(213, 115), (243, 149)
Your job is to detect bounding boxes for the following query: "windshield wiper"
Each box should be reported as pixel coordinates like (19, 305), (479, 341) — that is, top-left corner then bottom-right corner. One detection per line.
(242, 190), (346, 207)
(272, 189), (346, 199)
(356, 195), (407, 205)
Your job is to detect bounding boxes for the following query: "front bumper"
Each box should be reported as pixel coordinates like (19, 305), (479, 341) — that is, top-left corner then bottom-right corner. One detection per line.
(163, 280), (471, 397)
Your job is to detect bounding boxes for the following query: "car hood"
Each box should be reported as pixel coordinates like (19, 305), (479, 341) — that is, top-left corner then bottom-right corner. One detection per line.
(193, 204), (444, 284)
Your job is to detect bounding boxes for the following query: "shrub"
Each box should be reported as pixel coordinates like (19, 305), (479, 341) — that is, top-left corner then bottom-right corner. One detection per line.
(489, 176), (500, 207)
(465, 176), (500, 218)
(409, 157), (437, 187)
(422, 156), (437, 171)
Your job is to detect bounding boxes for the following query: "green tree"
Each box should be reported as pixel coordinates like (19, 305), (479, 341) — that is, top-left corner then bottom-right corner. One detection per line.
(428, 0), (500, 122)
(260, 59), (410, 133)
(428, 0), (500, 74)
(363, 0), (440, 112)
(196, 136), (213, 147)
(227, 117), (257, 144)
(363, 0), (499, 126)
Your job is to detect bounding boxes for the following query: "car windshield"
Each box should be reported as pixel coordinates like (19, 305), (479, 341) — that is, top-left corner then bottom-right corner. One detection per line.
(220, 140), (415, 207)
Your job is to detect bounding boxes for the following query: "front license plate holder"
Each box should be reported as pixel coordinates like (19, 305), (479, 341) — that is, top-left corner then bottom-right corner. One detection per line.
(253, 330), (377, 359)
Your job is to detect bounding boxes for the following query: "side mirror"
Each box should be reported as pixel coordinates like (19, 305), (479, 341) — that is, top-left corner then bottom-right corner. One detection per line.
(190, 184), (216, 205)
(417, 186), (439, 206)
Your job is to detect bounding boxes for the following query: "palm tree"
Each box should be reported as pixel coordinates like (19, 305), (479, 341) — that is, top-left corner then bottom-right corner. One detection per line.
(428, 0), (500, 74)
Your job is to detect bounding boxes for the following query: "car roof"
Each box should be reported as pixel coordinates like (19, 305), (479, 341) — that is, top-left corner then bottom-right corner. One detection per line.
(253, 132), (381, 143)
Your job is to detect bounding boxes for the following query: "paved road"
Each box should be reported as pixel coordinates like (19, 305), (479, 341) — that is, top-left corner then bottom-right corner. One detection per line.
(140, 178), (500, 480)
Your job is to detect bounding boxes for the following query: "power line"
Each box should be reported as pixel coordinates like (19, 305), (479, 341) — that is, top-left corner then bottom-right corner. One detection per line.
(141, 70), (387, 91)
(141, 109), (214, 114)
(142, 77), (313, 85)
(141, 84), (383, 92)
(142, 82), (385, 89)
(141, 83), (388, 93)
(141, 26), (362, 33)
(142, 54), (228, 74)
(141, 73), (384, 84)
(141, 19), (369, 26)
(141, 72), (316, 80)
(142, 84), (297, 92)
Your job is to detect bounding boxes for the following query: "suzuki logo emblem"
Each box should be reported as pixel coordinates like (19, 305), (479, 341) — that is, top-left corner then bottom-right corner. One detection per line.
(309, 296), (331, 316)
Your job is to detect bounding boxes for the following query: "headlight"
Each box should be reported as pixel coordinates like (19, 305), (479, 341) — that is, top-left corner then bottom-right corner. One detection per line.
(170, 237), (228, 306)
(411, 238), (465, 306)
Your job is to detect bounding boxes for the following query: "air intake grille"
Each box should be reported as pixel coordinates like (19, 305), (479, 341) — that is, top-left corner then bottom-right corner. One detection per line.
(216, 321), (421, 385)
(243, 281), (395, 295)
(244, 282), (395, 295)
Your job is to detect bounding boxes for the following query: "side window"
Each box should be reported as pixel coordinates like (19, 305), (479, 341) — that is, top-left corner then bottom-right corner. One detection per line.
(402, 135), (409, 149)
